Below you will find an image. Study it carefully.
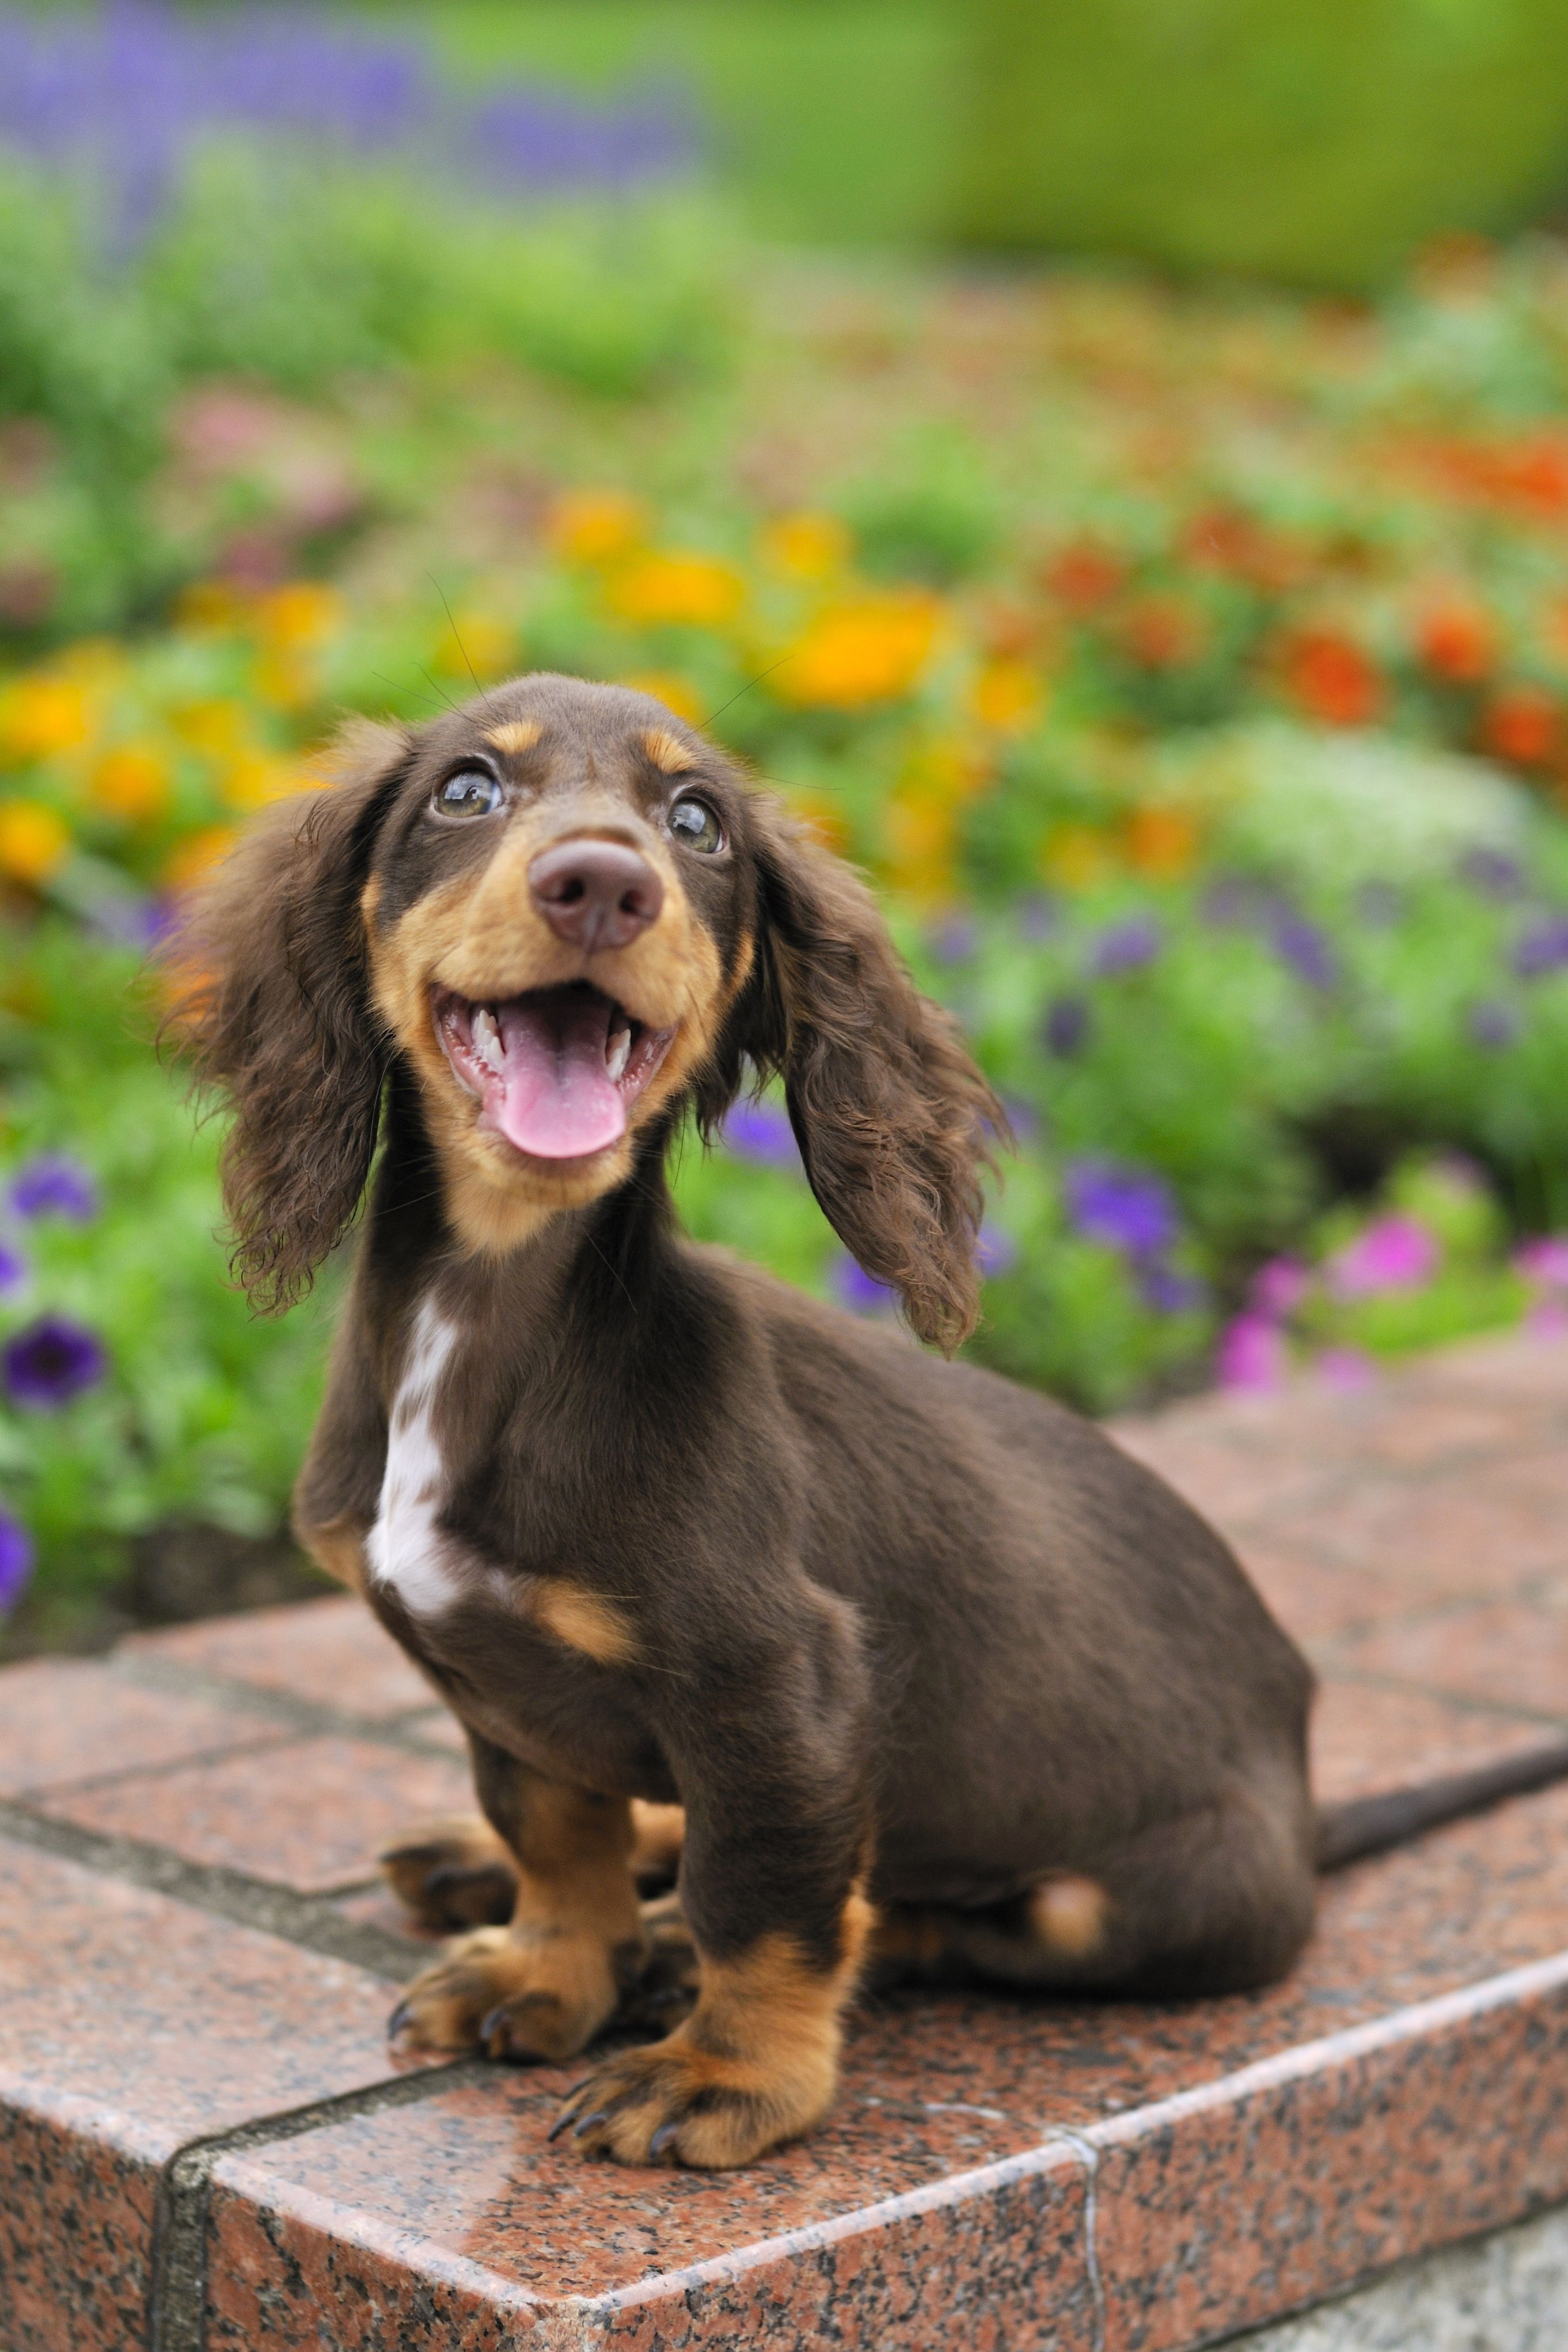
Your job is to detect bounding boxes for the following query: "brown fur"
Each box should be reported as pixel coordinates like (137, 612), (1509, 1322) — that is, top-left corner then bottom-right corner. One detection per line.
(176, 673), (1365, 2171)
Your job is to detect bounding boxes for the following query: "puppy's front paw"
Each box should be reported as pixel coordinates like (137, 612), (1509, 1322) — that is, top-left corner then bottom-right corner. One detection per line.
(549, 2028), (834, 2168)
(380, 1815), (518, 1932)
(390, 1923), (640, 2063)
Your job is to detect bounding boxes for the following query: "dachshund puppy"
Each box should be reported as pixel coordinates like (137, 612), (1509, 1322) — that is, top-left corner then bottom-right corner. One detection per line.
(178, 674), (1565, 2170)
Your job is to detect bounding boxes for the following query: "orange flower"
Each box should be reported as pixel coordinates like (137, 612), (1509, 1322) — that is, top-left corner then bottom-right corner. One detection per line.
(0, 799), (70, 883)
(971, 656), (1044, 732)
(0, 675), (94, 763)
(256, 582), (343, 648)
(1041, 540), (1126, 613)
(547, 490), (648, 567)
(1481, 685), (1560, 768)
(1281, 629), (1383, 727)
(89, 743), (172, 822)
(1119, 594), (1205, 670)
(1416, 601), (1493, 684)
(607, 553), (746, 631)
(1123, 805), (1199, 877)
(759, 513), (852, 581)
(775, 592), (941, 710)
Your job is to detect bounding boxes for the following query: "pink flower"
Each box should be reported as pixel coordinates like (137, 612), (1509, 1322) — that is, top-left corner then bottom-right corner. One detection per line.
(1326, 1216), (1438, 1299)
(1317, 1345), (1376, 1391)
(1217, 1313), (1287, 1390)
(1516, 1236), (1568, 1289)
(1527, 1298), (1568, 1342)
(1249, 1256), (1310, 1322)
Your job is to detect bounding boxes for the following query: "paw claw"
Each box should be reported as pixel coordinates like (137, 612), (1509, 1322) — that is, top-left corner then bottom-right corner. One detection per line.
(572, 2108), (610, 2140)
(648, 2120), (681, 2158)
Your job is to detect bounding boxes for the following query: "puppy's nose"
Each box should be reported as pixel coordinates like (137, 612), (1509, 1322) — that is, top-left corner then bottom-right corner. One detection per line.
(528, 837), (664, 952)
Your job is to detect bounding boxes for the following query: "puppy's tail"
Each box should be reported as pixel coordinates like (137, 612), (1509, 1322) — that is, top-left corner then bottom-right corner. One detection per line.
(1317, 1735), (1568, 1873)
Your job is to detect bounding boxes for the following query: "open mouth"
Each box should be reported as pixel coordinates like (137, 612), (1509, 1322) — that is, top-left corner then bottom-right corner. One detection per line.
(432, 983), (677, 1162)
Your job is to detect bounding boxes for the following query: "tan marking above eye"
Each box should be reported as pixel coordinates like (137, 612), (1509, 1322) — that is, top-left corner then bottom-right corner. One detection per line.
(488, 719), (543, 756)
(643, 727), (696, 776)
(531, 1582), (640, 1667)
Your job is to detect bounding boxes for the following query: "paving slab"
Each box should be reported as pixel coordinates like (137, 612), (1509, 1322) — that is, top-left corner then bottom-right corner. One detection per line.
(8, 1327), (1568, 2349)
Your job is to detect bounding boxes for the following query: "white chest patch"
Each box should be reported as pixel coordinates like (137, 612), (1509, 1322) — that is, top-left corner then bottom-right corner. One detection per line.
(366, 1300), (466, 1618)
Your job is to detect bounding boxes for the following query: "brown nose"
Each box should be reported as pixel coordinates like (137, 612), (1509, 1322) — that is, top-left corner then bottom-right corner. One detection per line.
(528, 837), (664, 952)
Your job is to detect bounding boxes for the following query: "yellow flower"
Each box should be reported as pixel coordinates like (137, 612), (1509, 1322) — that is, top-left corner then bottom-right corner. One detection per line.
(607, 552), (746, 631)
(619, 671), (705, 724)
(0, 800), (70, 883)
(971, 657), (1045, 734)
(883, 791), (958, 899)
(1123, 805), (1199, 878)
(1042, 825), (1117, 890)
(0, 675), (94, 764)
(759, 513), (852, 581)
(176, 579), (246, 632)
(172, 699), (250, 757)
(220, 752), (307, 811)
(162, 825), (239, 892)
(434, 609), (515, 682)
(252, 650), (315, 712)
(256, 582), (343, 648)
(547, 490), (648, 567)
(89, 743), (173, 823)
(776, 592), (941, 710)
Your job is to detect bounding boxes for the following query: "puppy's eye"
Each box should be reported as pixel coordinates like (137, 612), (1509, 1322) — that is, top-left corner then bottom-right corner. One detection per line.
(669, 795), (723, 854)
(434, 769), (503, 818)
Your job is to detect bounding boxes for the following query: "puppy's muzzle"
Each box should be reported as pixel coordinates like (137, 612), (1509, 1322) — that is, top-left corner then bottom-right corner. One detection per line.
(530, 839), (664, 954)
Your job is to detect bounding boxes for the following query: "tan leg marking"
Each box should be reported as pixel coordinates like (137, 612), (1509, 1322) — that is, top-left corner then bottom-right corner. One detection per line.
(552, 1887), (874, 2168)
(296, 1514), (367, 1595)
(392, 1781), (644, 2063)
(529, 1581), (639, 1667)
(1030, 1874), (1109, 1959)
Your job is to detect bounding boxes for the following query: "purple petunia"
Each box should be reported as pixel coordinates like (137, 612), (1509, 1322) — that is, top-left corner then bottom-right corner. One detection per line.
(1270, 912), (1337, 991)
(2, 1315), (107, 1409)
(1249, 1257), (1309, 1322)
(0, 1238), (25, 1296)
(1042, 994), (1091, 1058)
(833, 1257), (899, 1317)
(976, 1222), (1019, 1277)
(1217, 1312), (1286, 1391)
(1088, 915), (1162, 977)
(1468, 1000), (1520, 1050)
(0, 1509), (32, 1614)
(1326, 1216), (1437, 1299)
(721, 1099), (799, 1171)
(1065, 1159), (1178, 1261)
(1139, 1262), (1204, 1315)
(1513, 915), (1568, 980)
(9, 1154), (98, 1223)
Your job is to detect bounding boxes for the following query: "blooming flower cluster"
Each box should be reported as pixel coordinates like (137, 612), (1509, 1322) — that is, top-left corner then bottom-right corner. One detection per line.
(0, 1151), (109, 1619)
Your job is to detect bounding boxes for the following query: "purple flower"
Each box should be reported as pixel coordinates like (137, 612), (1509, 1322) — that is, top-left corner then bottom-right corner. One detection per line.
(0, 1239), (25, 1296)
(976, 1223), (1019, 1277)
(0, 1509), (33, 1615)
(1139, 1262), (1204, 1314)
(1326, 1216), (1437, 1299)
(833, 1257), (898, 1317)
(9, 1155), (98, 1223)
(1217, 1313), (1286, 1391)
(2, 1315), (107, 1409)
(1513, 915), (1568, 980)
(722, 1100), (799, 1170)
(1065, 1159), (1178, 1261)
(1270, 912), (1337, 991)
(1459, 847), (1524, 899)
(1088, 916), (1161, 977)
(1516, 1236), (1568, 1288)
(927, 915), (978, 966)
(1018, 893), (1060, 943)
(1042, 994), (1091, 1057)
(1468, 1000), (1520, 1050)
(1250, 1257), (1309, 1322)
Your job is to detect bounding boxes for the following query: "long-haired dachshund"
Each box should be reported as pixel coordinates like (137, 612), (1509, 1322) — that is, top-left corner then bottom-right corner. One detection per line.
(179, 673), (1568, 2169)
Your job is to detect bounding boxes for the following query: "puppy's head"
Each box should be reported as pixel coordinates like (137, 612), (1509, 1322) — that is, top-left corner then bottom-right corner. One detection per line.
(177, 673), (1001, 1348)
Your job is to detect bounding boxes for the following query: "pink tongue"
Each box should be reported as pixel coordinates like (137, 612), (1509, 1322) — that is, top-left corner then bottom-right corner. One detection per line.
(492, 996), (627, 1160)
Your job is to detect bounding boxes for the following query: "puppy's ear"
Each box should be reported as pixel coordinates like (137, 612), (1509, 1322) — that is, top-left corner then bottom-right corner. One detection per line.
(169, 718), (412, 1310)
(731, 799), (1004, 1352)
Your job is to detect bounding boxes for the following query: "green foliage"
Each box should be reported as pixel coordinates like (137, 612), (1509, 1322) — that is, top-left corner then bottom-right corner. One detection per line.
(954, 0), (1568, 288)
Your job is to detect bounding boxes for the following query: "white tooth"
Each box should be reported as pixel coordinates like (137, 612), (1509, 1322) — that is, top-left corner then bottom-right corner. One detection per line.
(473, 1008), (504, 1072)
(606, 1023), (631, 1083)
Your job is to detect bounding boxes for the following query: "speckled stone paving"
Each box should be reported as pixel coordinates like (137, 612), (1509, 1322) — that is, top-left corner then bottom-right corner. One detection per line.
(8, 1325), (1568, 2350)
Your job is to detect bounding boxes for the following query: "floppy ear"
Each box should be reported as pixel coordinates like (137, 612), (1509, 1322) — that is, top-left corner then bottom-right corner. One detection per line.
(729, 798), (1004, 1352)
(169, 718), (412, 1310)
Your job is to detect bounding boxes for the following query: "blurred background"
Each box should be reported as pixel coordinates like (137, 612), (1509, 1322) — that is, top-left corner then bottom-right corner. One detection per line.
(7, 0), (1568, 1651)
